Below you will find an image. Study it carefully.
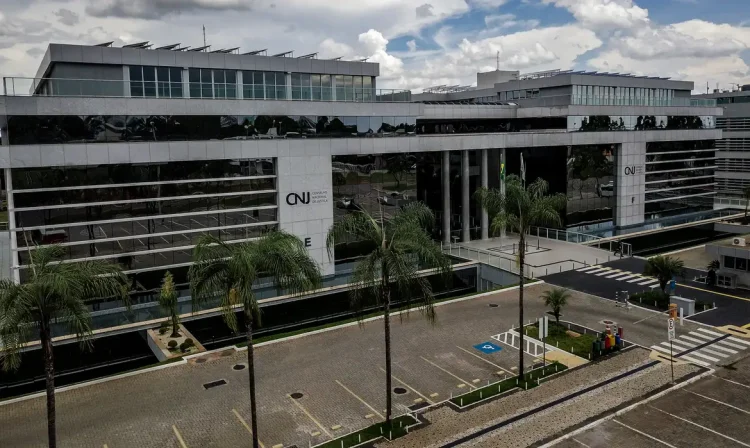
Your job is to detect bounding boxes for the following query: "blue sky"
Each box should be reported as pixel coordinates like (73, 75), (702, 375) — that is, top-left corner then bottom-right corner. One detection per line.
(1, 0), (749, 92)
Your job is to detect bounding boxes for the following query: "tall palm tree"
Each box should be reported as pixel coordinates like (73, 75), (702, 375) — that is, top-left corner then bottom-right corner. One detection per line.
(475, 175), (566, 376)
(326, 202), (450, 427)
(541, 288), (570, 325)
(159, 271), (180, 338)
(644, 255), (685, 293)
(0, 245), (126, 448)
(189, 231), (321, 448)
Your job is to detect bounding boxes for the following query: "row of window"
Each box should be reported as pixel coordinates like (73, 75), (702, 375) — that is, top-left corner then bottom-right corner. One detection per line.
(15, 194), (277, 228)
(12, 160), (275, 191)
(716, 96), (750, 105)
(6, 115), (418, 145)
(569, 115), (714, 132)
(723, 255), (750, 271)
(417, 117), (566, 134)
(573, 85), (675, 106)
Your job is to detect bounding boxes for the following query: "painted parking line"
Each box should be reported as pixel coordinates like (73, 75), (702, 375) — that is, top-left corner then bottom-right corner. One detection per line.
(712, 375), (750, 389)
(685, 390), (750, 415)
(647, 405), (750, 447)
(456, 346), (514, 376)
(335, 380), (384, 420)
(380, 367), (433, 404)
(420, 356), (476, 390)
(612, 419), (677, 448)
(172, 425), (189, 448)
(231, 409), (266, 448)
(287, 394), (332, 439)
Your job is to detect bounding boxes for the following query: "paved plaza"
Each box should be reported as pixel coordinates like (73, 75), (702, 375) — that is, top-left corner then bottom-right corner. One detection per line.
(0, 284), (722, 448)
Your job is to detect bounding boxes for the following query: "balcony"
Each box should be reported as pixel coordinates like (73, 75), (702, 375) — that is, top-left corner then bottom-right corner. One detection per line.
(1, 77), (413, 103)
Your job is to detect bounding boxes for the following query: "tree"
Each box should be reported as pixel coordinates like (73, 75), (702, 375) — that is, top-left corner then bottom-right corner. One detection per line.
(189, 231), (321, 448)
(0, 245), (126, 448)
(644, 255), (685, 293)
(542, 288), (570, 325)
(159, 271), (181, 338)
(326, 202), (450, 427)
(743, 187), (750, 219)
(706, 259), (719, 287)
(475, 175), (566, 376)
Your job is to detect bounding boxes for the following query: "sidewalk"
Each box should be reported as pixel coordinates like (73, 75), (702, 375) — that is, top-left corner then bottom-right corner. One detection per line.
(378, 347), (700, 447)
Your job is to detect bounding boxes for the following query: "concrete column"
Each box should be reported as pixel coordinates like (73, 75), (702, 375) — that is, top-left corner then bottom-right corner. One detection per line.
(285, 72), (292, 100)
(236, 70), (244, 100)
(182, 68), (189, 99)
(480, 148), (489, 240)
(5, 168), (19, 283)
(461, 150), (470, 243)
(442, 151), (451, 244)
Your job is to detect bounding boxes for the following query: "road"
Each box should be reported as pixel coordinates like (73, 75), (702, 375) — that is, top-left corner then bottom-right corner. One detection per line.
(542, 257), (750, 327)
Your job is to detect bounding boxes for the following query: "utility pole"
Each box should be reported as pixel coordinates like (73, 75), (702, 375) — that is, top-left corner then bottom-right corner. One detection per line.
(203, 25), (206, 47)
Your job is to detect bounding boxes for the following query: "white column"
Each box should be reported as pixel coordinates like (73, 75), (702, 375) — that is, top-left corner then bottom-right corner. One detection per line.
(5, 168), (19, 283)
(480, 148), (489, 240)
(461, 150), (470, 243)
(442, 151), (450, 244)
(182, 68), (189, 98)
(285, 72), (292, 100)
(237, 70), (244, 100)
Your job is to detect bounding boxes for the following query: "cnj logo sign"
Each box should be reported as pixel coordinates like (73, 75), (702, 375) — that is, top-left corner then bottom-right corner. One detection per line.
(623, 165), (643, 176)
(286, 192), (310, 205)
(285, 190), (329, 206)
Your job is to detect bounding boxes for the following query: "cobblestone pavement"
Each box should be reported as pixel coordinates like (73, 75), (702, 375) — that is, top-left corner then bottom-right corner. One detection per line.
(553, 355), (750, 448)
(0, 285), (708, 448)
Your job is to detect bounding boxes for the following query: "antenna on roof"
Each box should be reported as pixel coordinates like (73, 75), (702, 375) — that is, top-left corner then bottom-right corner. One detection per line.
(203, 25), (207, 47)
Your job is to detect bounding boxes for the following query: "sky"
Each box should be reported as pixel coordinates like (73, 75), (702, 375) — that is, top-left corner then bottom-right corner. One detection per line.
(1, 0), (749, 93)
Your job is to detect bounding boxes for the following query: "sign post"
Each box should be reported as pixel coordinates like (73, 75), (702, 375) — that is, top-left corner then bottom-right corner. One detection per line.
(539, 316), (549, 367)
(667, 318), (676, 384)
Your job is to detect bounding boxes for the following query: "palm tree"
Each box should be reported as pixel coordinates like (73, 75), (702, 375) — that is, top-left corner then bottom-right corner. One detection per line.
(326, 202), (450, 427)
(159, 271), (181, 338)
(542, 288), (570, 325)
(475, 175), (566, 376)
(189, 231), (321, 448)
(0, 245), (126, 448)
(644, 255), (685, 293)
(743, 186), (750, 219)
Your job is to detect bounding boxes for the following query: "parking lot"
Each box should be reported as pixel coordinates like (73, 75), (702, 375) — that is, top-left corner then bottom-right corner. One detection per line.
(0, 284), (715, 448)
(554, 356), (750, 448)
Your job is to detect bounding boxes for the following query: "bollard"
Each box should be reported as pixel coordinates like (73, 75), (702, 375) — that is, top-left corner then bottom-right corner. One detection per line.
(389, 431), (392, 440)
(560, 265), (562, 273)
(713, 302), (716, 308)
(460, 398), (463, 407)
(359, 434), (362, 443)
(341, 440), (344, 448)
(480, 391), (483, 399)
(525, 382), (528, 390)
(655, 301), (657, 307)
(546, 268), (548, 276)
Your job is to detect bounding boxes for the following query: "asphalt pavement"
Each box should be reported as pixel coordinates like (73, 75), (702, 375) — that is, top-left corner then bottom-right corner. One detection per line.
(542, 257), (750, 327)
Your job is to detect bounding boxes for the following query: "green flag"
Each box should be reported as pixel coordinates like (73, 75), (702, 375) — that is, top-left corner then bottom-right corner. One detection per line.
(500, 162), (506, 180)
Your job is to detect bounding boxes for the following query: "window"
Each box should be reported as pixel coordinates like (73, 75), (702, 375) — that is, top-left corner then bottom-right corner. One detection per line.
(736, 257), (748, 271)
(212, 69), (237, 99)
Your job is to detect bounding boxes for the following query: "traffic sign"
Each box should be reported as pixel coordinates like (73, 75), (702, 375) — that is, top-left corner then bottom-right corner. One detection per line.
(667, 318), (676, 341)
(473, 342), (502, 354)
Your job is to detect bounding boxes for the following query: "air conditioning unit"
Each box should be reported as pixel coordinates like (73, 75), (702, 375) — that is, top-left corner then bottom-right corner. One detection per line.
(733, 237), (746, 246)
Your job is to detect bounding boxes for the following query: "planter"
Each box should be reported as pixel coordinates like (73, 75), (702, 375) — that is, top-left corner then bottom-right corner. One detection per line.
(146, 324), (206, 362)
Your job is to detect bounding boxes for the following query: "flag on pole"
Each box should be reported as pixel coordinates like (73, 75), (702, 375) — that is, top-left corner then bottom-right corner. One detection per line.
(500, 163), (506, 181)
(520, 153), (526, 184)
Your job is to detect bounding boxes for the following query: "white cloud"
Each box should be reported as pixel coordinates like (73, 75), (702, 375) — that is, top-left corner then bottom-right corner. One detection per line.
(541, 0), (649, 30)
(484, 13), (540, 30)
(469, 0), (509, 10)
(407, 40), (418, 52)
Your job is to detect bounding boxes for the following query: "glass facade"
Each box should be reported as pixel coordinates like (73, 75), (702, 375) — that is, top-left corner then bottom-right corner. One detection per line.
(572, 85), (675, 106)
(645, 141), (716, 218)
(6, 115), (418, 145)
(568, 115), (715, 131)
(129, 66), (183, 98)
(11, 159), (278, 277)
(566, 146), (616, 227)
(416, 117), (566, 134)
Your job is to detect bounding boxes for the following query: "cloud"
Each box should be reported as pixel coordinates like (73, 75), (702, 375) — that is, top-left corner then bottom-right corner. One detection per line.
(85, 0), (254, 20)
(470, 0), (509, 9)
(54, 8), (79, 26)
(484, 13), (540, 30)
(416, 4), (434, 18)
(26, 47), (46, 58)
(407, 40), (417, 52)
(541, 0), (649, 30)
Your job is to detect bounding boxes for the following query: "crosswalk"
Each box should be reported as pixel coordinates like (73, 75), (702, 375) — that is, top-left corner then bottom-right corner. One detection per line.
(650, 327), (750, 367)
(575, 265), (661, 287)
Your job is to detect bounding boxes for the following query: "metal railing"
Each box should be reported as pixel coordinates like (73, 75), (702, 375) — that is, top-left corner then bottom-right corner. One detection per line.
(2, 77), (412, 103)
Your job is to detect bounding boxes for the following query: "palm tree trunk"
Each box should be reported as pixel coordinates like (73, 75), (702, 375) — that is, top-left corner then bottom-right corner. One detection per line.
(40, 321), (57, 448)
(245, 310), (260, 448)
(518, 232), (526, 378)
(383, 277), (393, 428)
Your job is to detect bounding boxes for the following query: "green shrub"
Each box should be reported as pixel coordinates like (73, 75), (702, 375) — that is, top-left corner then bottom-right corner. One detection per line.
(630, 290), (670, 310)
(167, 340), (178, 349)
(158, 321), (169, 335)
(184, 338), (194, 348)
(179, 342), (189, 352)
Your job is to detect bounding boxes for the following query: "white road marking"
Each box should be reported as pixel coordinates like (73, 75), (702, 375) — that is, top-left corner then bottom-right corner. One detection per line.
(727, 336), (750, 346)
(696, 328), (723, 337)
(668, 341), (729, 358)
(570, 437), (592, 447)
(637, 278), (659, 286)
(585, 267), (610, 275)
(711, 375), (750, 389)
(686, 390), (750, 415)
(616, 274), (640, 281)
(595, 269), (618, 276)
(627, 276), (647, 283)
(612, 419), (678, 448)
(605, 271), (632, 279)
(657, 344), (719, 362)
(715, 339), (750, 350)
(576, 266), (600, 272)
(649, 346), (710, 366)
(681, 336), (738, 354)
(648, 405), (750, 447)
(687, 331), (715, 341)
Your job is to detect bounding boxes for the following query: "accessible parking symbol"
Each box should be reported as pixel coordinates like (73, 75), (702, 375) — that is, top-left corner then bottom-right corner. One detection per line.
(473, 342), (502, 354)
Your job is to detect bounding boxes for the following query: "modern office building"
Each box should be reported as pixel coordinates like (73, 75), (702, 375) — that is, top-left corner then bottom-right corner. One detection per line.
(693, 86), (750, 210)
(0, 43), (722, 312)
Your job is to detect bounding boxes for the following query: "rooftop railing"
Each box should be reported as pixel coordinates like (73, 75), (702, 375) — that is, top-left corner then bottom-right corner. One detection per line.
(1, 77), (413, 103)
(506, 94), (717, 108)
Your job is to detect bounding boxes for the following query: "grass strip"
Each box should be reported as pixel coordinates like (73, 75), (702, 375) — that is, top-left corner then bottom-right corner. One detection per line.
(315, 415), (418, 448)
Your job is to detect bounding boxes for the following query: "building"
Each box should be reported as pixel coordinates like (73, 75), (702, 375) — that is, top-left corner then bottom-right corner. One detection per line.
(693, 86), (750, 211)
(0, 43), (723, 329)
(705, 235), (750, 289)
